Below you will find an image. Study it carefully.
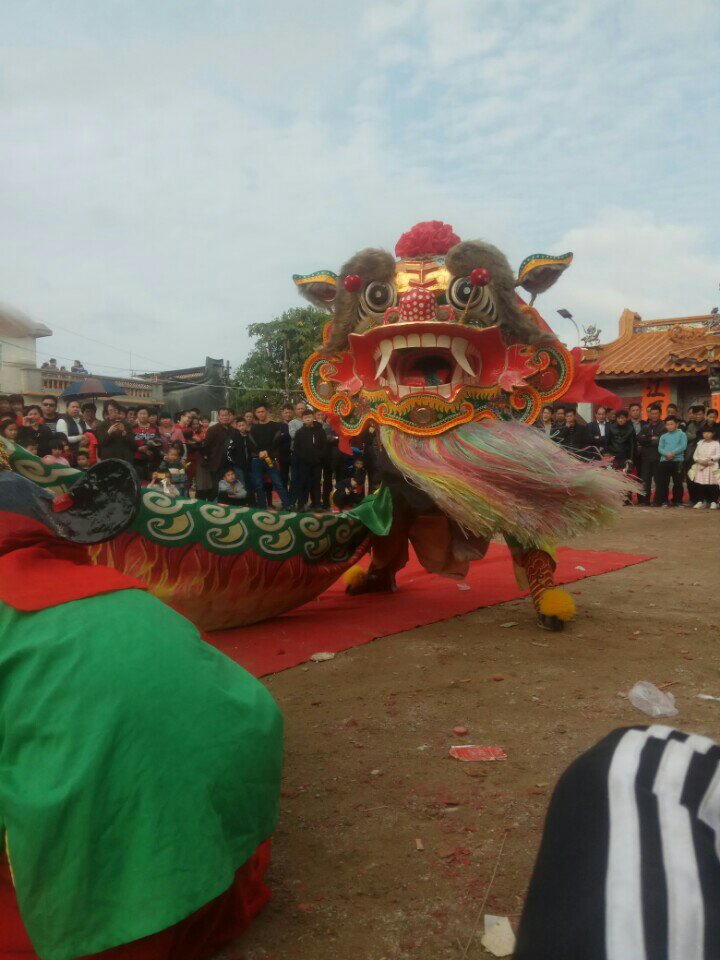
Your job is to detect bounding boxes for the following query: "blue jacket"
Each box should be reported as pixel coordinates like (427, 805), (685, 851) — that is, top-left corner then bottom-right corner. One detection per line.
(658, 430), (687, 462)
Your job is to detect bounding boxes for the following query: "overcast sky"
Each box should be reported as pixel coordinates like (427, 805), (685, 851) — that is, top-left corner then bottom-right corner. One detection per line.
(1, 0), (718, 377)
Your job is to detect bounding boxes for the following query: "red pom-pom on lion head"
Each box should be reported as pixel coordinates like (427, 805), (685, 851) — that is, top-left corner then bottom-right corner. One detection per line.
(394, 220), (461, 259)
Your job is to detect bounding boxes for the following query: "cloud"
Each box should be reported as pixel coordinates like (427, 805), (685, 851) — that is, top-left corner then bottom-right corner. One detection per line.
(540, 207), (719, 346)
(0, 0), (717, 379)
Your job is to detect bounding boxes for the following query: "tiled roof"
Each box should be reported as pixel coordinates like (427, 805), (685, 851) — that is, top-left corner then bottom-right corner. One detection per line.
(593, 310), (720, 376)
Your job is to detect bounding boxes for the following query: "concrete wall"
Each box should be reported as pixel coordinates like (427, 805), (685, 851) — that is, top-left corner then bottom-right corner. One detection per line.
(0, 335), (40, 394)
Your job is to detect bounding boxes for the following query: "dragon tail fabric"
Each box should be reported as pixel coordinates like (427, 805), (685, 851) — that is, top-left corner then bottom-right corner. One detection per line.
(381, 420), (636, 549)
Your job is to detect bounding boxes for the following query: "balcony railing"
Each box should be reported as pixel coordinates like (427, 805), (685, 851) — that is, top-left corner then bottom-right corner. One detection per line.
(40, 370), (163, 401)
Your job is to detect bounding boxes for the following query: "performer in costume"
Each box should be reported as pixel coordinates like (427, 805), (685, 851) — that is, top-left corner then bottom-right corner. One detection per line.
(516, 725), (720, 958)
(296, 221), (635, 630)
(0, 452), (282, 960)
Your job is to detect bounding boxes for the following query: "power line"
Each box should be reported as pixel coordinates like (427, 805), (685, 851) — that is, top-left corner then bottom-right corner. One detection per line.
(0, 336), (168, 377)
(0, 337), (302, 396)
(47, 320), (170, 369)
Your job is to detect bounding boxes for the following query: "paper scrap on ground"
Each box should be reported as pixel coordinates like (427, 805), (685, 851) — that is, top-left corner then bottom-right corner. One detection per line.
(457, 583), (471, 591)
(481, 915), (516, 957)
(310, 652), (336, 662)
(450, 745), (507, 762)
(499, 621), (518, 628)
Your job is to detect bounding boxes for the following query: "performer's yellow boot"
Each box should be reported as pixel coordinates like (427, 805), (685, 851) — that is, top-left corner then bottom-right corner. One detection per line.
(524, 548), (575, 631)
(506, 540), (576, 631)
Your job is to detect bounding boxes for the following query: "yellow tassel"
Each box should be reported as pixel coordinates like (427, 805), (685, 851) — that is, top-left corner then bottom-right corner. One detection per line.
(342, 565), (368, 589)
(538, 587), (576, 621)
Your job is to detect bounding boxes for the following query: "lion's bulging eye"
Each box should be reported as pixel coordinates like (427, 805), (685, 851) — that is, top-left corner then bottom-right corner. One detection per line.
(448, 277), (475, 308)
(363, 281), (396, 313)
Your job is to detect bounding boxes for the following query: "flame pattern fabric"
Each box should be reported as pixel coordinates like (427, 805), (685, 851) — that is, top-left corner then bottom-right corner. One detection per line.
(1, 440), (393, 630)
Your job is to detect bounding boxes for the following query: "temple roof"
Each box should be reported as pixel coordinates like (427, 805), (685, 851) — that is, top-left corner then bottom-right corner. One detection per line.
(590, 309), (720, 376)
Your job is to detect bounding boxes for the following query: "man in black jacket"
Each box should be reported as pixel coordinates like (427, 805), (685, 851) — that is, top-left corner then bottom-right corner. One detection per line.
(249, 404), (291, 510)
(202, 408), (239, 496)
(293, 409), (326, 511)
(227, 420), (258, 505)
(605, 409), (637, 504)
(683, 404), (707, 504)
(277, 405), (293, 490)
(587, 406), (609, 453)
(559, 409), (592, 459)
(628, 402), (645, 437)
(94, 402), (136, 464)
(637, 404), (665, 505)
(606, 409), (636, 467)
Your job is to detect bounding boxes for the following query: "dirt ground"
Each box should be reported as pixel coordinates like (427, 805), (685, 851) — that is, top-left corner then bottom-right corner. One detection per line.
(233, 509), (719, 960)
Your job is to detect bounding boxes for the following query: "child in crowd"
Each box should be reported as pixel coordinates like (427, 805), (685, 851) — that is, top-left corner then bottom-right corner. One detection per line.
(689, 424), (720, 509)
(147, 470), (180, 498)
(333, 456), (366, 510)
(217, 468), (247, 505)
(0, 418), (18, 442)
(656, 416), (687, 507)
(158, 443), (189, 497)
(80, 431), (99, 465)
(293, 408), (326, 511)
(75, 450), (91, 472)
(24, 442), (39, 458)
(41, 439), (70, 467)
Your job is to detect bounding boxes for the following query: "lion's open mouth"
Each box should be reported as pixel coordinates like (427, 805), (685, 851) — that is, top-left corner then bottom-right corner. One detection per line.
(348, 322), (509, 404)
(372, 332), (477, 399)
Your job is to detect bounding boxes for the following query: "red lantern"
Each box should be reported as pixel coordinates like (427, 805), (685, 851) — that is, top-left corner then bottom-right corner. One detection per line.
(470, 267), (490, 287)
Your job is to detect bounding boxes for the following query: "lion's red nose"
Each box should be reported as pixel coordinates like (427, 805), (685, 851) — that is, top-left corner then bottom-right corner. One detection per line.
(384, 287), (454, 324)
(398, 288), (437, 322)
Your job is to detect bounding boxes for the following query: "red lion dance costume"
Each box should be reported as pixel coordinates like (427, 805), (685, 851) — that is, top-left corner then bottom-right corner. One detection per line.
(296, 221), (633, 630)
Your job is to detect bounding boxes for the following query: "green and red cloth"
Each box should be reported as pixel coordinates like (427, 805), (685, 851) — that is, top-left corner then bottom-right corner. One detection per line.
(0, 517), (283, 960)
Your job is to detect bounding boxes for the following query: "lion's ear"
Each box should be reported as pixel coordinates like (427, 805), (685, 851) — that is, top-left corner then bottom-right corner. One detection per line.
(293, 271), (338, 312)
(516, 252), (573, 299)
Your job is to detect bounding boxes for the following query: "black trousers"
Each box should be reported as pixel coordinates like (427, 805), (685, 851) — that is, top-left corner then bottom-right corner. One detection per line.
(638, 453), (661, 503)
(333, 480), (363, 511)
(278, 456), (290, 490)
(210, 467), (226, 498)
(696, 483), (720, 504)
(655, 460), (684, 505)
(321, 452), (338, 508)
(296, 462), (322, 509)
(514, 726), (720, 960)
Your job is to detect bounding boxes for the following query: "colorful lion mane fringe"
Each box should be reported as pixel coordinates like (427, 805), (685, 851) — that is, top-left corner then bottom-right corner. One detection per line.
(381, 420), (637, 550)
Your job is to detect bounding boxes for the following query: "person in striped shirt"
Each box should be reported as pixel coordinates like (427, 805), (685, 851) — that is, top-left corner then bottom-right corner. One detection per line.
(515, 725), (720, 959)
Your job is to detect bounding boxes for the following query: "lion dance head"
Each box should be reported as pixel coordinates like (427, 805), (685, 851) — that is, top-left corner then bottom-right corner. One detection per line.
(296, 220), (578, 437)
(295, 222), (630, 551)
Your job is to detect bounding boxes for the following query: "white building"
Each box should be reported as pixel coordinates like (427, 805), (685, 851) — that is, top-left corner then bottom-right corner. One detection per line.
(0, 304), (52, 397)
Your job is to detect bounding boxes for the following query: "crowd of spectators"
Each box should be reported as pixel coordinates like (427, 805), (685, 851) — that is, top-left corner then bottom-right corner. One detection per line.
(3, 391), (718, 511)
(0, 393), (376, 512)
(537, 401), (720, 508)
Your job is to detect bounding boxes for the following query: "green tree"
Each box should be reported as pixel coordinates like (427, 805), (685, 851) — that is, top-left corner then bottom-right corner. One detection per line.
(230, 306), (329, 413)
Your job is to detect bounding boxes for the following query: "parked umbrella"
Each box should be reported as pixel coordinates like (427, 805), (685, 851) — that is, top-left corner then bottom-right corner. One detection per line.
(59, 377), (125, 400)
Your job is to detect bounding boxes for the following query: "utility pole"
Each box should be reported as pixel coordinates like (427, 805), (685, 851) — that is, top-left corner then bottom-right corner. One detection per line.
(283, 338), (289, 401)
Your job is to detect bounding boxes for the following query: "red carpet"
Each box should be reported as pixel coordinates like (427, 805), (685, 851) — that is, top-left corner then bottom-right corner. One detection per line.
(209, 545), (652, 677)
